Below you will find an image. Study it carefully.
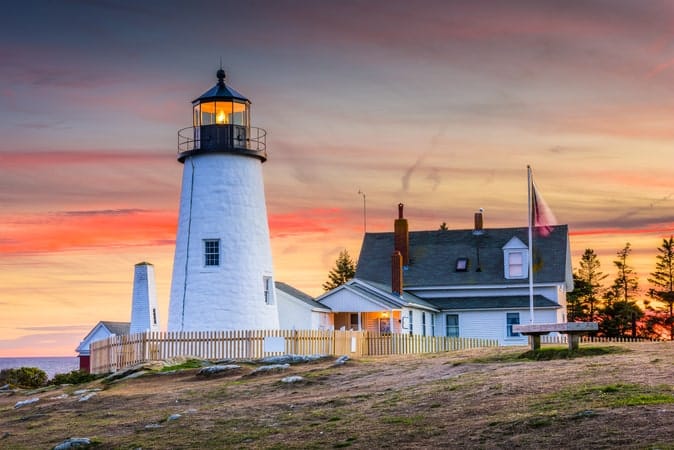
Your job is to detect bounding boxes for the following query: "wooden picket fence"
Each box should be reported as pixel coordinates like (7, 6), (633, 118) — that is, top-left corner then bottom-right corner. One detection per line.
(90, 330), (499, 374)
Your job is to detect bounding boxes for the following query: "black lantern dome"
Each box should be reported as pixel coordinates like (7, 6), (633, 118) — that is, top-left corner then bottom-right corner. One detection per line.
(177, 70), (267, 163)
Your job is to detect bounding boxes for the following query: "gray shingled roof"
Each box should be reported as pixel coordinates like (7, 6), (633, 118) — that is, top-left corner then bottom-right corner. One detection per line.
(275, 281), (331, 311)
(358, 280), (438, 310)
(428, 295), (560, 310)
(356, 225), (569, 288)
(101, 321), (130, 336)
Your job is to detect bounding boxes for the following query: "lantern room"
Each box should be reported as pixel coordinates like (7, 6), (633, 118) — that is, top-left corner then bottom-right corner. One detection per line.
(177, 69), (267, 162)
(192, 69), (250, 127)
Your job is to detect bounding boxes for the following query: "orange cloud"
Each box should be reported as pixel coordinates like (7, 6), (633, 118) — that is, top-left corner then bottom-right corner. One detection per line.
(0, 207), (360, 255)
(0, 209), (177, 254)
(570, 224), (674, 238)
(268, 207), (349, 238)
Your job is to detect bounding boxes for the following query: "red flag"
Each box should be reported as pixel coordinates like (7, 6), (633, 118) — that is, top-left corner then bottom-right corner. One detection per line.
(531, 180), (556, 237)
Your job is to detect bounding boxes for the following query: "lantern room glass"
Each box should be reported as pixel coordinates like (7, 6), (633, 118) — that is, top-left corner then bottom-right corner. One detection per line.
(193, 101), (249, 127)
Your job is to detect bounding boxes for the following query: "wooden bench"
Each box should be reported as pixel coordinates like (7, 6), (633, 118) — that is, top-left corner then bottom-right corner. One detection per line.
(512, 322), (599, 351)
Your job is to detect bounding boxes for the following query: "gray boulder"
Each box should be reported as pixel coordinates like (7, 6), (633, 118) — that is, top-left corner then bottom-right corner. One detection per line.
(196, 365), (241, 377)
(334, 355), (350, 366)
(14, 397), (39, 408)
(52, 437), (91, 449)
(259, 354), (327, 365)
(250, 364), (290, 375)
(281, 375), (305, 384)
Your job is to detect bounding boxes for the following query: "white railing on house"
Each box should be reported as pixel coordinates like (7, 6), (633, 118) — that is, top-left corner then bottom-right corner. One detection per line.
(89, 330), (499, 374)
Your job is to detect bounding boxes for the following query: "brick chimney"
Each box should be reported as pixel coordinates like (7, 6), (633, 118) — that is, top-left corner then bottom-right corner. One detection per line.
(473, 208), (484, 235)
(391, 250), (403, 296)
(394, 203), (409, 266)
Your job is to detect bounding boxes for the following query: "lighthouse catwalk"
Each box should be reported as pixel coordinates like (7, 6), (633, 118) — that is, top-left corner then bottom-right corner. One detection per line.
(167, 70), (280, 331)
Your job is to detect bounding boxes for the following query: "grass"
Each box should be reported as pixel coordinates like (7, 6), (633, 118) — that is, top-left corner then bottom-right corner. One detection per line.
(467, 345), (627, 363)
(160, 359), (204, 372)
(538, 383), (674, 409)
(0, 342), (672, 449)
(381, 414), (426, 426)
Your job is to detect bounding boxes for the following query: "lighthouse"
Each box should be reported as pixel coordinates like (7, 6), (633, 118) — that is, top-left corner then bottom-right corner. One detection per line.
(167, 69), (279, 331)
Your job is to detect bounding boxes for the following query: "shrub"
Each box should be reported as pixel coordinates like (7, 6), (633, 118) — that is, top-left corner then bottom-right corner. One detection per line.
(0, 367), (48, 388)
(51, 370), (100, 385)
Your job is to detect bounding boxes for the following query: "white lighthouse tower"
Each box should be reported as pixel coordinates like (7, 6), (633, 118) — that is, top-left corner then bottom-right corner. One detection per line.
(167, 69), (279, 331)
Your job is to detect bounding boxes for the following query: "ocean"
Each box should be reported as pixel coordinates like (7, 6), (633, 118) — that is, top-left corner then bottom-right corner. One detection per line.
(0, 357), (79, 380)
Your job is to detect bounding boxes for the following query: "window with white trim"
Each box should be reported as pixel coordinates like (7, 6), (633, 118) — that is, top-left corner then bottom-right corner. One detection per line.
(508, 252), (524, 277)
(422, 312), (427, 336)
(503, 237), (529, 280)
(204, 239), (220, 266)
(446, 314), (459, 337)
(506, 312), (521, 337)
(430, 313), (436, 336)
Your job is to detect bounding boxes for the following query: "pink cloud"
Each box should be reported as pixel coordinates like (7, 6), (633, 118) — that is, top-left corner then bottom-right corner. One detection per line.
(2, 150), (167, 168)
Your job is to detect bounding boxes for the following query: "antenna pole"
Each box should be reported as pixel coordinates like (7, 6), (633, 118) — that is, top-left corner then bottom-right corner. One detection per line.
(358, 190), (367, 234)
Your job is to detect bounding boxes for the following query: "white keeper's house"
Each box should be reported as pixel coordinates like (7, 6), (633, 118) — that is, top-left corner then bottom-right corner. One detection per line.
(317, 204), (573, 346)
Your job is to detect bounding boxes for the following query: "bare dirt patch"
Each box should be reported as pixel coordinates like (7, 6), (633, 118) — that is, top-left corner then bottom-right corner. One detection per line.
(0, 342), (672, 449)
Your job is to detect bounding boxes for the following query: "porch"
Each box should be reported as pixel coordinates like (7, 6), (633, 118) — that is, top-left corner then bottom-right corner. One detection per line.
(333, 310), (403, 333)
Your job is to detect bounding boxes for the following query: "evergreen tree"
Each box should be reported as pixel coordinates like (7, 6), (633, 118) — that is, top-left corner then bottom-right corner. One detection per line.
(571, 248), (607, 322)
(323, 249), (356, 291)
(598, 243), (643, 337)
(567, 274), (591, 321)
(648, 236), (674, 340)
(609, 243), (639, 304)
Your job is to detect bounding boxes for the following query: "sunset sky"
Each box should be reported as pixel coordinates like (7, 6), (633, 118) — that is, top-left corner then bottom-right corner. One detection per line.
(2, 1), (673, 356)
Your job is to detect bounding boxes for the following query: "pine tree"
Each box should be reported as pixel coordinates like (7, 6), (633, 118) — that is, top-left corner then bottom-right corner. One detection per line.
(323, 250), (356, 291)
(570, 248), (607, 322)
(567, 274), (591, 321)
(609, 243), (639, 304)
(648, 236), (674, 340)
(598, 243), (643, 337)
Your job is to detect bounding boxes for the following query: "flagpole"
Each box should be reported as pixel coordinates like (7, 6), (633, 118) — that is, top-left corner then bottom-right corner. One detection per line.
(527, 165), (535, 324)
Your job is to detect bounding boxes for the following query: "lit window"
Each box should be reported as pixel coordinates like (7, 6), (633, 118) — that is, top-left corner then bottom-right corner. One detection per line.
(507, 313), (521, 337)
(204, 239), (220, 266)
(446, 314), (459, 337)
(455, 258), (468, 272)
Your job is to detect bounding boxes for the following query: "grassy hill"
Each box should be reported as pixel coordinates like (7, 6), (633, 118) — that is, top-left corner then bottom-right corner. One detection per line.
(1, 342), (672, 449)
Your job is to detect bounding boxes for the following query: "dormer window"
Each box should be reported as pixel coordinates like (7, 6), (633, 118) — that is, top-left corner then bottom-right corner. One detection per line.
(507, 252), (524, 277)
(455, 258), (468, 272)
(503, 237), (528, 279)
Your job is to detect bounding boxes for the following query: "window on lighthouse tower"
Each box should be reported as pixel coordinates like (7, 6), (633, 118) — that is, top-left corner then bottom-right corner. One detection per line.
(204, 239), (220, 266)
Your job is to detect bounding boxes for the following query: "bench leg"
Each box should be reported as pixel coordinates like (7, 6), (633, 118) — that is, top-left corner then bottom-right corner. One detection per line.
(568, 334), (580, 351)
(529, 335), (541, 351)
